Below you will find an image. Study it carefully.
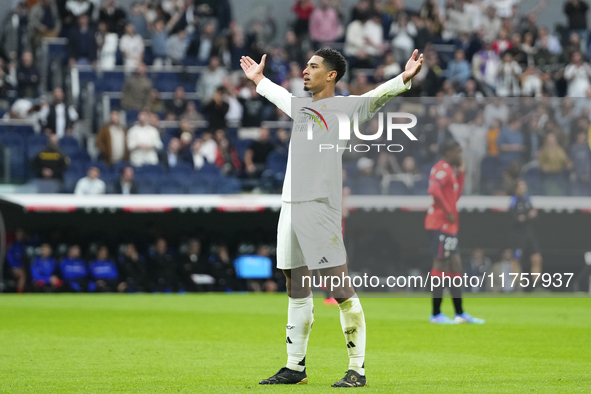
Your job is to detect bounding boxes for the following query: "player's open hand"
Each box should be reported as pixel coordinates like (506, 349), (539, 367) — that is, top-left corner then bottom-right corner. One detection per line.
(240, 54), (267, 85)
(402, 49), (423, 84)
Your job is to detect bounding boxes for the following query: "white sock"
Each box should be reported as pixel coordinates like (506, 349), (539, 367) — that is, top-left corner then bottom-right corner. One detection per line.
(286, 294), (314, 372)
(339, 296), (366, 376)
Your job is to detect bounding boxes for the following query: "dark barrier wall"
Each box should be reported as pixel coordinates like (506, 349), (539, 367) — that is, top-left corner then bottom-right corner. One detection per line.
(1, 201), (589, 279)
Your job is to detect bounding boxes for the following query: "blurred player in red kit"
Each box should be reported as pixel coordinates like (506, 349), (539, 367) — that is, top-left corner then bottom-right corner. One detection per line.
(425, 139), (484, 324)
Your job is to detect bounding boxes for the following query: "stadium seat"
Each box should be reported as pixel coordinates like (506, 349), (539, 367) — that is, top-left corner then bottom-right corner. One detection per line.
(68, 150), (91, 165)
(235, 139), (253, 161)
(158, 178), (186, 194)
(136, 179), (157, 194)
(0, 132), (26, 180)
(125, 110), (140, 125)
(61, 146), (83, 158)
(217, 177), (242, 194)
(59, 136), (79, 149)
(102, 71), (126, 92)
(12, 125), (35, 137)
(523, 168), (543, 195)
(198, 163), (222, 177)
(480, 156), (502, 195)
(352, 176), (382, 195)
(169, 162), (195, 178)
(112, 161), (132, 175)
(188, 174), (217, 194)
(63, 171), (83, 193)
(412, 178), (430, 195)
(86, 160), (111, 176)
(419, 162), (434, 176)
(387, 180), (410, 195)
(266, 151), (288, 173)
(135, 164), (166, 176)
(544, 173), (569, 196)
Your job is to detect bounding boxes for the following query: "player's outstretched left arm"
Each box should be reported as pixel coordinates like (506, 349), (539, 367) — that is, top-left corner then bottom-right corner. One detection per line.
(402, 50), (424, 85)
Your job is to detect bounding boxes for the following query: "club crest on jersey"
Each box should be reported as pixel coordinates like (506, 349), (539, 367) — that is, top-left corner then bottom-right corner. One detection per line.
(300, 107), (328, 133)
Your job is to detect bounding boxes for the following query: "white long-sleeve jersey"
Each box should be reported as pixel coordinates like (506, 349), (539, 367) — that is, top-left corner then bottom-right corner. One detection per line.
(256, 74), (411, 209)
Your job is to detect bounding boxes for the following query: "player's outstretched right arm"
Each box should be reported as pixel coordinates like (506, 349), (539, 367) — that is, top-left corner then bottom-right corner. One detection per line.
(240, 55), (294, 118)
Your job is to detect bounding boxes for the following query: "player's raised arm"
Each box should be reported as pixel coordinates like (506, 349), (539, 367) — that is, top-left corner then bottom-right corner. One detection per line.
(361, 49), (423, 100)
(358, 50), (423, 116)
(240, 54), (267, 86)
(240, 54), (295, 118)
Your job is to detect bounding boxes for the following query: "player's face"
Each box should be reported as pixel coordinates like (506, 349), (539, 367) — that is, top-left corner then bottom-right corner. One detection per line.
(303, 55), (334, 93)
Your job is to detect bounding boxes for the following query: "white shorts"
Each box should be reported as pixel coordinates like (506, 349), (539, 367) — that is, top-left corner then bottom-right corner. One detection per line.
(276, 199), (346, 270)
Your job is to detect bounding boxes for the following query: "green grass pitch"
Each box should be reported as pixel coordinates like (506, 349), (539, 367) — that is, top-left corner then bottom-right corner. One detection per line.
(0, 294), (590, 393)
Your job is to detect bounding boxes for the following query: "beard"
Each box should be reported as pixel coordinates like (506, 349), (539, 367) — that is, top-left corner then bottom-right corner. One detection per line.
(303, 85), (310, 92)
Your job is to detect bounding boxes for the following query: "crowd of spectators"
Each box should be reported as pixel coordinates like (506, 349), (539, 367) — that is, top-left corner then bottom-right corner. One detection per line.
(1, 0), (591, 195)
(3, 227), (282, 294)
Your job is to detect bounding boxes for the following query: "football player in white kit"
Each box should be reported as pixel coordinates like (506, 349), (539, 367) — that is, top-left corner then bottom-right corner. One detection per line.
(241, 48), (423, 387)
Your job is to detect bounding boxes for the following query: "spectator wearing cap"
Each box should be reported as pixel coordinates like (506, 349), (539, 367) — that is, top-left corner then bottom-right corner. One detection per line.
(74, 166), (106, 195)
(113, 166), (138, 194)
(127, 110), (163, 167)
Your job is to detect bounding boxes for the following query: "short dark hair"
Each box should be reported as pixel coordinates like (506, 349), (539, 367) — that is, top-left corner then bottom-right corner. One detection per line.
(439, 138), (461, 156)
(314, 48), (347, 84)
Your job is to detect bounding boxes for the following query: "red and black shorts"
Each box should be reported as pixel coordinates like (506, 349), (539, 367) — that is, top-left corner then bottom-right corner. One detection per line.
(428, 230), (459, 260)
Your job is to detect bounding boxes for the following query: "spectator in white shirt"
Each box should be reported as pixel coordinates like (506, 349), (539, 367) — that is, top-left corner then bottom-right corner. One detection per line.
(119, 23), (144, 70)
(191, 131), (218, 170)
(565, 51), (591, 97)
(345, 13), (384, 68)
(126, 110), (163, 167)
(74, 166), (106, 195)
